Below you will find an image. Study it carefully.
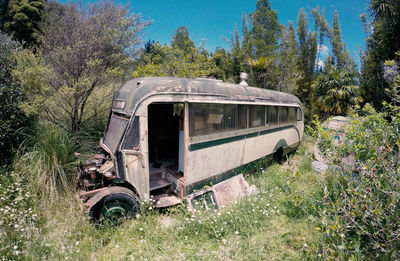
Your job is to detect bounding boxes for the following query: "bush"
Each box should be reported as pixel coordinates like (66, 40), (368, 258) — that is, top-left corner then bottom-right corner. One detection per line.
(0, 32), (35, 165)
(314, 105), (400, 259)
(13, 127), (82, 199)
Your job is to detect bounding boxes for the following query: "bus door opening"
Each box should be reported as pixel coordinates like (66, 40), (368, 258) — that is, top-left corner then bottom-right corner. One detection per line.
(148, 103), (184, 198)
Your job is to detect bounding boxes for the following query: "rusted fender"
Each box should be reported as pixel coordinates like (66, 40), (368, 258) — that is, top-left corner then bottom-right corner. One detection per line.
(83, 186), (136, 214)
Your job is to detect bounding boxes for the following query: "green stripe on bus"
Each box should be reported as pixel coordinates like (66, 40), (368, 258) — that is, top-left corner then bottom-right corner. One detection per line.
(185, 154), (273, 194)
(188, 125), (298, 151)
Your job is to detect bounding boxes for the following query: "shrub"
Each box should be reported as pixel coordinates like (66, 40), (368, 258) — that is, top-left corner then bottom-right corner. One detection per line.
(0, 32), (35, 165)
(314, 105), (400, 259)
(13, 127), (81, 199)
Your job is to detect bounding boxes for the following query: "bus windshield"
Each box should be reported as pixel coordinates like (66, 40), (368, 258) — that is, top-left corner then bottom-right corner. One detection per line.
(103, 113), (129, 154)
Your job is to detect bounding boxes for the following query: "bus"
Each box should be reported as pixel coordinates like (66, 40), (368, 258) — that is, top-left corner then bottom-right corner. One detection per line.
(77, 76), (304, 222)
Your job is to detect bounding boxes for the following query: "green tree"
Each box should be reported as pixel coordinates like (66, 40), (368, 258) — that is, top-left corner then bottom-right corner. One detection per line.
(248, 56), (273, 88)
(247, 0), (281, 58)
(171, 26), (195, 53)
(4, 0), (46, 47)
(276, 21), (300, 92)
(329, 11), (355, 71)
(211, 47), (235, 82)
(313, 69), (363, 117)
(361, 0), (400, 109)
(296, 8), (318, 118)
(32, 1), (149, 131)
(311, 6), (329, 72)
(134, 42), (218, 78)
(0, 32), (34, 165)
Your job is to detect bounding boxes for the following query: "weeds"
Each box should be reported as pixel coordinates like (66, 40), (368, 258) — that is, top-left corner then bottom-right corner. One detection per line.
(1, 131), (323, 260)
(12, 127), (94, 200)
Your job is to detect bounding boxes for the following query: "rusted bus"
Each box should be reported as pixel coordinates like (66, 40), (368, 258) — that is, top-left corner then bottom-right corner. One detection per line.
(77, 77), (304, 222)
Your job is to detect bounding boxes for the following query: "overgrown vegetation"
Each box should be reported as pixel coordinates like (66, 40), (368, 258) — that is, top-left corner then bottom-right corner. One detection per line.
(311, 105), (400, 259)
(1, 139), (324, 260)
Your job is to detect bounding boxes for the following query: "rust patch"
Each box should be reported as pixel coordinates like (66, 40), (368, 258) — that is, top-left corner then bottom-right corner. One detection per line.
(78, 187), (108, 199)
(154, 195), (182, 208)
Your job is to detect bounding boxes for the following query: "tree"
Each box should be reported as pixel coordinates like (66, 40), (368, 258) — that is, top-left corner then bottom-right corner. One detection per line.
(0, 32), (34, 165)
(311, 6), (329, 72)
(296, 8), (318, 118)
(313, 69), (363, 117)
(4, 0), (46, 47)
(33, 1), (149, 131)
(276, 21), (300, 93)
(134, 40), (218, 79)
(211, 47), (235, 82)
(171, 26), (195, 52)
(248, 56), (273, 88)
(329, 11), (355, 71)
(247, 0), (281, 58)
(361, 0), (400, 109)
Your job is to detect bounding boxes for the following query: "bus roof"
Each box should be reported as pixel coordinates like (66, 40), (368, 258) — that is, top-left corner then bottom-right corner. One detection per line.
(113, 77), (302, 115)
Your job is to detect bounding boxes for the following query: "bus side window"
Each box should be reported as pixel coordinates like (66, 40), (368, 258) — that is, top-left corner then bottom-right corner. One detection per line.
(122, 116), (140, 150)
(279, 107), (289, 124)
(297, 108), (303, 121)
(249, 105), (265, 127)
(288, 107), (297, 123)
(238, 105), (248, 129)
(267, 106), (278, 125)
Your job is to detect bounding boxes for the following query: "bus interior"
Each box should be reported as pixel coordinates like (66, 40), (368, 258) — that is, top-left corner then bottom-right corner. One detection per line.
(148, 103), (185, 197)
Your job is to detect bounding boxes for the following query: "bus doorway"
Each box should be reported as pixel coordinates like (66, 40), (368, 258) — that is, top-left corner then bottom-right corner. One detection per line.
(148, 103), (184, 196)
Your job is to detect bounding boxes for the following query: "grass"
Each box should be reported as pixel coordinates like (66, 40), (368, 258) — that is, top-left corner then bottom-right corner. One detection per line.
(1, 136), (323, 260)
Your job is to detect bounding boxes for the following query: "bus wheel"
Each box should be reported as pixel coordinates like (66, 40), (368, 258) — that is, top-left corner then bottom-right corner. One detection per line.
(96, 193), (139, 224)
(273, 148), (283, 163)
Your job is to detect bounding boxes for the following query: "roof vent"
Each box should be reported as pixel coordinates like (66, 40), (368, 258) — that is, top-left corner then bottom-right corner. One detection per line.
(239, 72), (249, 86)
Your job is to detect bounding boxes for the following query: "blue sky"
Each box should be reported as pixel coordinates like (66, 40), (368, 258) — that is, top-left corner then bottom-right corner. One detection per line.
(59, 0), (370, 63)
(130, 0), (369, 59)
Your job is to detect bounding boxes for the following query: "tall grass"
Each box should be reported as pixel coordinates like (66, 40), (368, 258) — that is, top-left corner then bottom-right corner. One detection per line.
(13, 127), (84, 199)
(1, 131), (323, 260)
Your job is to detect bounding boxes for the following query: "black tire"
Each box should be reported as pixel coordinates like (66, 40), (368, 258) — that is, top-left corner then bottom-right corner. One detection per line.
(273, 148), (283, 163)
(91, 192), (139, 224)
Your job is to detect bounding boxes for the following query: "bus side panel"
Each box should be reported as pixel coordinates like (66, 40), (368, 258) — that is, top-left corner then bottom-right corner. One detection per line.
(186, 126), (301, 187)
(185, 139), (246, 186)
(297, 121), (304, 141)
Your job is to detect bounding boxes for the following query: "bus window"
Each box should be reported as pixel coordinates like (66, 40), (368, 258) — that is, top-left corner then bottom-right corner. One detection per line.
(249, 105), (265, 127)
(297, 108), (303, 121)
(190, 103), (209, 136)
(279, 107), (289, 124)
(190, 103), (241, 136)
(288, 107), (297, 123)
(210, 104), (238, 133)
(122, 116), (140, 150)
(267, 106), (278, 125)
(238, 105), (247, 129)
